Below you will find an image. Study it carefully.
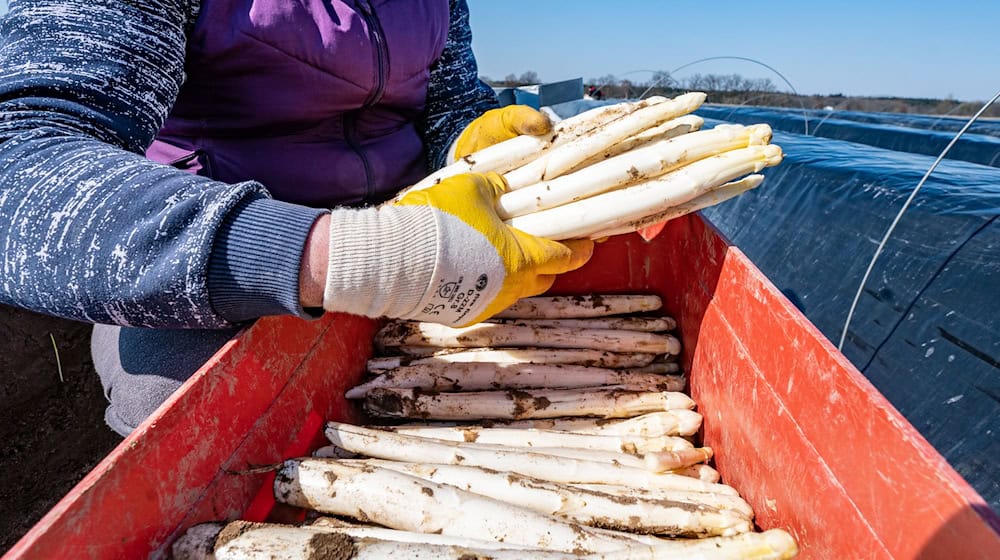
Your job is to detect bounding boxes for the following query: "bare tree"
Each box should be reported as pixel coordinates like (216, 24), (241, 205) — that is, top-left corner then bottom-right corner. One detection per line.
(717, 74), (742, 91)
(743, 78), (777, 93)
(650, 70), (673, 89)
(518, 71), (539, 84)
(684, 73), (705, 90)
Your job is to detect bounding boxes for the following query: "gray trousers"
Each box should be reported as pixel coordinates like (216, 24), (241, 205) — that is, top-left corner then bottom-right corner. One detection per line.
(91, 324), (241, 436)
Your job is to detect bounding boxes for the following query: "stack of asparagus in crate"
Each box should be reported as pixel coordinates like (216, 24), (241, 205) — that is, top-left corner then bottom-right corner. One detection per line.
(172, 295), (799, 559)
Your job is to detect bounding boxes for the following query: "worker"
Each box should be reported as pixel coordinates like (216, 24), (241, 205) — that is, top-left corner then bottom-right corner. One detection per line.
(587, 85), (604, 100)
(0, 0), (593, 435)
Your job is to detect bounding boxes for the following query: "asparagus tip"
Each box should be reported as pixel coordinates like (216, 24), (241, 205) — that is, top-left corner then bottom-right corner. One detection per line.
(762, 528), (801, 558)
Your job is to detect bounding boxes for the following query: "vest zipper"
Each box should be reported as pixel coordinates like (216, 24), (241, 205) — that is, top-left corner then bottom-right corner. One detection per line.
(357, 0), (388, 108)
(343, 112), (375, 203)
(349, 0), (389, 204)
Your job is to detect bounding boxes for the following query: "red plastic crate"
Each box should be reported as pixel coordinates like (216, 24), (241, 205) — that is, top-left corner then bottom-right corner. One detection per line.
(6, 214), (999, 559)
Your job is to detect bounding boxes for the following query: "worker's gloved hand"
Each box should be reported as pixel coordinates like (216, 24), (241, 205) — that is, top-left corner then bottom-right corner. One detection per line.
(323, 173), (593, 326)
(449, 106), (553, 163)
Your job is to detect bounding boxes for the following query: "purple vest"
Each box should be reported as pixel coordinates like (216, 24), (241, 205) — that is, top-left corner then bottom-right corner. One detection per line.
(147, 0), (450, 206)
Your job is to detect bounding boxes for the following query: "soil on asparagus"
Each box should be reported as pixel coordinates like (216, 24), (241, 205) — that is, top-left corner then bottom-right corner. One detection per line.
(0, 307), (121, 554)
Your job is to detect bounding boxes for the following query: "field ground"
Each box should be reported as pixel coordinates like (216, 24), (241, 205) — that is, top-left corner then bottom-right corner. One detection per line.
(0, 307), (120, 554)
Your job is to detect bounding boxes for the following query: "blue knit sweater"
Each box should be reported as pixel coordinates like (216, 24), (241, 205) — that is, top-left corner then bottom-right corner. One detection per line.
(0, 0), (498, 327)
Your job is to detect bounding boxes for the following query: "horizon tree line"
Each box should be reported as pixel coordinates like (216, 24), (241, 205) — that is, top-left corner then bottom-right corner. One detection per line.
(479, 71), (999, 117)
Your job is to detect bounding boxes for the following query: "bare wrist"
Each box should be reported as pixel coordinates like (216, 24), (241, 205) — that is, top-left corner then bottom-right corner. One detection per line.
(299, 213), (330, 308)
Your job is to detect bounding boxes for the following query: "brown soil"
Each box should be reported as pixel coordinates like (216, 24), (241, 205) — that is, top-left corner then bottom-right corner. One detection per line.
(0, 306), (121, 554)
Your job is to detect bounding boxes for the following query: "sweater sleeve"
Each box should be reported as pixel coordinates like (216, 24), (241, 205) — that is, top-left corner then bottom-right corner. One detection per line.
(0, 0), (325, 328)
(417, 0), (500, 171)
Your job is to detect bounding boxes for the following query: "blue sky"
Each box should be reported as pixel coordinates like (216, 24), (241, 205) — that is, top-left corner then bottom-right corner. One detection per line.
(0, 1), (994, 101)
(467, 0), (1000, 102)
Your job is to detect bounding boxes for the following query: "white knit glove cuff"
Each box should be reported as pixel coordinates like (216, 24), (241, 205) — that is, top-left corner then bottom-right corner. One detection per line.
(324, 206), (438, 320)
(323, 205), (505, 325)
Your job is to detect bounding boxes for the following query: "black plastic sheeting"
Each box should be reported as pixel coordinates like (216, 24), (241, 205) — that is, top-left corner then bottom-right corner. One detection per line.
(698, 123), (1000, 512)
(548, 99), (1000, 510)
(789, 107), (1000, 139)
(695, 105), (1000, 168)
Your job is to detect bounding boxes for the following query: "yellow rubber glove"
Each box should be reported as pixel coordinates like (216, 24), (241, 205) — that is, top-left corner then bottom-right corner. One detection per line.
(394, 172), (593, 325)
(451, 106), (553, 162)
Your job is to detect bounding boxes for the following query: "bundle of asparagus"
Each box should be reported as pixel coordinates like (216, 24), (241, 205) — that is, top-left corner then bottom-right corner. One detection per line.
(397, 93), (784, 241)
(171, 294), (799, 559)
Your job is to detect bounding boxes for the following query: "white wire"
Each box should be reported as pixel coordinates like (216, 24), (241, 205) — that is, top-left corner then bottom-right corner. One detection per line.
(837, 88), (1000, 351)
(638, 56), (811, 135)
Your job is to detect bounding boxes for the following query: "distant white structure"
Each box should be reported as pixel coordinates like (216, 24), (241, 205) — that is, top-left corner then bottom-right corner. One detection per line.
(492, 78), (583, 109)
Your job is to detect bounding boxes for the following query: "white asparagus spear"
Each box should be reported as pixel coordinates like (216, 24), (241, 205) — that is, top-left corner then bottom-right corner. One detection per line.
(324, 422), (737, 495)
(489, 316), (676, 332)
(305, 517), (786, 560)
(508, 144), (783, 240)
(645, 447), (715, 472)
(622, 114), (705, 147)
(498, 124), (771, 219)
(566, 115), (705, 173)
(185, 518), (776, 560)
(307, 476), (751, 528)
(274, 458), (630, 553)
(436, 444), (652, 469)
(474, 447), (717, 479)
(504, 92), (707, 189)
(495, 294), (662, 319)
(382, 344), (662, 358)
(383, 348), (672, 364)
(404, 134), (550, 193)
(362, 387), (695, 420)
(394, 410), (703, 437)
(671, 464), (722, 483)
(372, 357), (681, 375)
(537, 410), (703, 437)
(571, 484), (753, 518)
(543, 97), (670, 148)
(351, 459), (751, 537)
(367, 347), (657, 371)
(378, 425), (694, 454)
(587, 175), (765, 239)
(398, 98), (663, 196)
(354, 426), (667, 472)
(184, 521), (799, 560)
(596, 529), (799, 560)
(346, 363), (684, 399)
(210, 521), (583, 560)
(544, 97), (670, 147)
(307, 518), (543, 549)
(473, 445), (709, 472)
(392, 409), (699, 438)
(383, 347), (675, 364)
(374, 321), (681, 355)
(172, 522), (223, 560)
